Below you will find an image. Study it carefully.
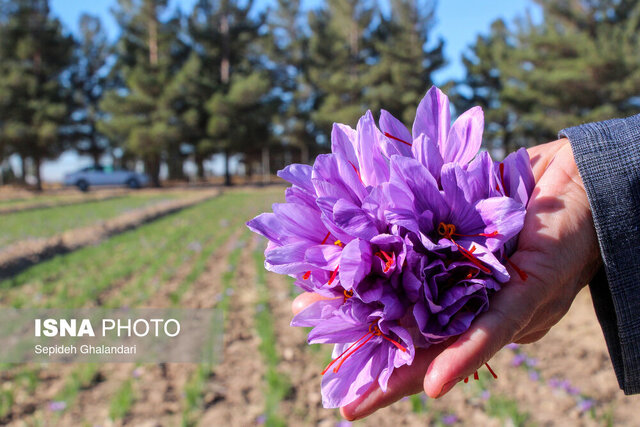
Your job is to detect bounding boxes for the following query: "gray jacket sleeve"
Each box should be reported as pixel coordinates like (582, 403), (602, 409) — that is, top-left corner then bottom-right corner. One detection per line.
(559, 114), (640, 395)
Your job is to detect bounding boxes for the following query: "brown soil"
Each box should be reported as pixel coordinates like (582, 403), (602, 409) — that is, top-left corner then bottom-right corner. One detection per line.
(197, 236), (266, 426)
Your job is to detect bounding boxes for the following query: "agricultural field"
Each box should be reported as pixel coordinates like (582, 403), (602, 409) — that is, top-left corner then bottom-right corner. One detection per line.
(0, 191), (189, 249)
(0, 186), (638, 426)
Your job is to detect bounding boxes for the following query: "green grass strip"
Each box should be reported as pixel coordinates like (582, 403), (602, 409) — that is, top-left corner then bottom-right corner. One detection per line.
(109, 379), (135, 421)
(253, 239), (290, 427)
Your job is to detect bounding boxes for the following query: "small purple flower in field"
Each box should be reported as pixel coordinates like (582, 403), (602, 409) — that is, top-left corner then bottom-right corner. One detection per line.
(548, 377), (562, 389)
(511, 353), (527, 367)
(335, 421), (353, 427)
(525, 357), (538, 367)
(528, 370), (540, 381)
(247, 86), (534, 408)
(577, 398), (595, 413)
(256, 414), (266, 425)
(481, 390), (491, 401)
(48, 401), (66, 412)
(505, 343), (520, 350)
(441, 414), (459, 425)
(567, 385), (581, 396)
(132, 367), (143, 378)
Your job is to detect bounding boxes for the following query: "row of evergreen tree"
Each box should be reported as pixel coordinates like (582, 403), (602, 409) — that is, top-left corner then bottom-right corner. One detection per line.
(1, 0), (639, 189)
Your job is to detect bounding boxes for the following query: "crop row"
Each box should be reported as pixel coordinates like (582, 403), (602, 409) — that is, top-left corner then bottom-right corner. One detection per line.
(0, 188), (282, 424)
(0, 192), (184, 249)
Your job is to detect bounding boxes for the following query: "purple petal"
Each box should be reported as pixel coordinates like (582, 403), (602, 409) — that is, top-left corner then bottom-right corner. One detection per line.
(333, 199), (379, 241)
(277, 163), (314, 193)
(412, 86), (450, 150)
(443, 106), (483, 165)
(411, 134), (443, 181)
(339, 239), (373, 289)
(291, 297), (343, 327)
(273, 203), (326, 242)
(440, 164), (484, 233)
(265, 242), (313, 274)
(305, 244), (342, 269)
(356, 111), (389, 187)
(331, 123), (359, 168)
(321, 339), (383, 408)
(246, 213), (287, 245)
(379, 109), (412, 157)
(475, 197), (526, 252)
(501, 148), (535, 207)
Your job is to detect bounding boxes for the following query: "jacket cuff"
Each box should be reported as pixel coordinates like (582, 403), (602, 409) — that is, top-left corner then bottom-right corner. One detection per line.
(559, 114), (640, 395)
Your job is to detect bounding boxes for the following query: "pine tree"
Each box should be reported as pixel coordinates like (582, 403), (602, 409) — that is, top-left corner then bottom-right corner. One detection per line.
(99, 0), (188, 186)
(453, 19), (516, 153)
(366, 0), (445, 125)
(307, 0), (376, 135)
(0, 0), (74, 190)
(194, 0), (272, 186)
(267, 0), (317, 165)
(460, 0), (640, 151)
(69, 14), (111, 166)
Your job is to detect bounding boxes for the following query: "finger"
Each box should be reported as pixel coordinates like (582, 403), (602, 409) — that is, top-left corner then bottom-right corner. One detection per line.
(514, 328), (549, 344)
(527, 138), (568, 182)
(423, 270), (538, 398)
(291, 292), (330, 315)
(340, 343), (449, 421)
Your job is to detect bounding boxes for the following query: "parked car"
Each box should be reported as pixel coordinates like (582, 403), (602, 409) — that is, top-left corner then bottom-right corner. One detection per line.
(64, 166), (149, 191)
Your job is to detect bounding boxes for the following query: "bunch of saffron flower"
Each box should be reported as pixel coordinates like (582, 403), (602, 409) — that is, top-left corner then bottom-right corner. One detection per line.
(247, 87), (534, 408)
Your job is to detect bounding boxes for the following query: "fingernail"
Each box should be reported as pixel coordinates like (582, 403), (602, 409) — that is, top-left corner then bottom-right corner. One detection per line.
(435, 377), (462, 398)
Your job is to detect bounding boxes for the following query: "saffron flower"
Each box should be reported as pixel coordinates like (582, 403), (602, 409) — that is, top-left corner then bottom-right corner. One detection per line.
(247, 86), (534, 408)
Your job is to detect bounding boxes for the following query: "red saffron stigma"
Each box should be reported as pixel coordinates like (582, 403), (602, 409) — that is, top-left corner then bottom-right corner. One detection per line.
(499, 162), (509, 197)
(504, 254), (528, 281)
(322, 323), (407, 375)
(332, 334), (376, 373)
(304, 232), (333, 280)
(383, 132), (412, 147)
(328, 266), (339, 285)
(375, 250), (395, 272)
(485, 362), (498, 379)
(381, 334), (408, 352)
(349, 161), (364, 184)
(321, 330), (373, 375)
(454, 230), (500, 238)
(438, 223), (491, 274)
(463, 364), (498, 384)
(321, 231), (331, 245)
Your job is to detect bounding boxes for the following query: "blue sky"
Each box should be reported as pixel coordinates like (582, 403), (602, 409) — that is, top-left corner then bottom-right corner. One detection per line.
(40, 0), (542, 181)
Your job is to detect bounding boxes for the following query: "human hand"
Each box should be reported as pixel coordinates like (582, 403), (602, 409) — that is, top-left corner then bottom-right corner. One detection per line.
(292, 138), (602, 420)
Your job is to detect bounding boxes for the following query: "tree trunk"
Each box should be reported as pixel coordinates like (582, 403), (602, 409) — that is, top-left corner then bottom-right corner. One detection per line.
(300, 144), (309, 165)
(262, 147), (270, 185)
(220, 14), (230, 85)
(91, 147), (101, 167)
(167, 144), (184, 181)
(18, 155), (26, 184)
(145, 155), (161, 187)
(223, 150), (232, 186)
(148, 4), (158, 66)
(195, 152), (205, 180)
(34, 156), (42, 192)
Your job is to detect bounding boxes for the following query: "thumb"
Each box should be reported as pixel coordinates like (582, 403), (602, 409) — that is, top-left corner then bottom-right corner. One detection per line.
(423, 269), (538, 398)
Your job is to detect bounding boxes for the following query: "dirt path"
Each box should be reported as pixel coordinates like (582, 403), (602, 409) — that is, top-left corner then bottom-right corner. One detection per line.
(198, 236), (267, 426)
